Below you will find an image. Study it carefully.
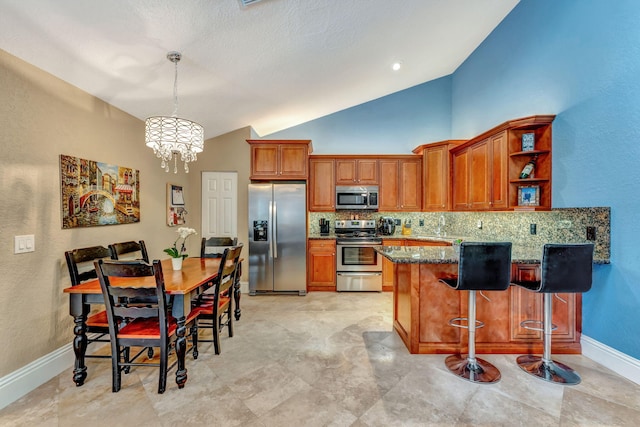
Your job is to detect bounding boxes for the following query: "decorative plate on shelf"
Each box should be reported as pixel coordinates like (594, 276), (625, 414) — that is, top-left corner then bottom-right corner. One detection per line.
(522, 133), (535, 151)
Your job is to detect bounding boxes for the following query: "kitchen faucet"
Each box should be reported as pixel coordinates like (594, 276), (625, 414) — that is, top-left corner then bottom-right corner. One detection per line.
(436, 215), (446, 237)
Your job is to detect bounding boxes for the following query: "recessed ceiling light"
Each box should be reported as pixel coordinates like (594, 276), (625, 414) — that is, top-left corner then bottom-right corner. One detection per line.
(392, 62), (402, 71)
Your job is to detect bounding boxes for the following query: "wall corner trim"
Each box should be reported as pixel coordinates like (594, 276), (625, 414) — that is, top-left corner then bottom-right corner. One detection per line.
(582, 335), (640, 385)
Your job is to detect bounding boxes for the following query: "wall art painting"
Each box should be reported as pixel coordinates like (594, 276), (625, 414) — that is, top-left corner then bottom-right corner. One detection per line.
(167, 183), (188, 227)
(60, 154), (140, 229)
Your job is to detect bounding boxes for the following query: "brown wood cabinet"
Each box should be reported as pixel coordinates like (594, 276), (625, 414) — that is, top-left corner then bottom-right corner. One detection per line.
(452, 132), (507, 210)
(379, 156), (422, 211)
(507, 119), (553, 210)
(307, 239), (336, 291)
(248, 139), (311, 180)
(392, 261), (580, 354)
(308, 157), (335, 211)
(381, 239), (451, 291)
(413, 140), (465, 211)
(335, 157), (379, 185)
(450, 115), (554, 211)
(381, 239), (404, 291)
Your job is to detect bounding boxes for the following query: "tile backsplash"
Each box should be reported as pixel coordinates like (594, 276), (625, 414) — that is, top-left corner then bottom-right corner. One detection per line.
(309, 207), (610, 261)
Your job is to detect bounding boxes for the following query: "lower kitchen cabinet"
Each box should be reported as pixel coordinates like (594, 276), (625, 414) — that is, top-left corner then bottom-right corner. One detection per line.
(382, 239), (404, 291)
(307, 239), (336, 291)
(392, 261), (580, 354)
(381, 239), (450, 291)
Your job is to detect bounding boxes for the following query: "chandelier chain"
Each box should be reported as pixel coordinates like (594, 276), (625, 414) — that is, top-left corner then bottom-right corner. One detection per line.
(172, 56), (179, 117)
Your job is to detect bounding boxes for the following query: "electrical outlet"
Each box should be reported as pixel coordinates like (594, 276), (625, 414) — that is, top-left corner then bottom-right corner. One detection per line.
(419, 219), (424, 226)
(394, 219), (401, 226)
(530, 224), (537, 235)
(477, 220), (483, 229)
(587, 226), (596, 241)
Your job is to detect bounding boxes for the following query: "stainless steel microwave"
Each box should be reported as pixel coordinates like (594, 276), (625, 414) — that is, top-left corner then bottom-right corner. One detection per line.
(335, 186), (379, 210)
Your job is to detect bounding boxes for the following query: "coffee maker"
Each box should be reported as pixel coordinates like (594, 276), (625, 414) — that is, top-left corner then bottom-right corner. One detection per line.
(378, 217), (396, 235)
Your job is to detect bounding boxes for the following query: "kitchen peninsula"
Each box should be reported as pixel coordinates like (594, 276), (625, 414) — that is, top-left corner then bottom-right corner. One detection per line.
(376, 244), (610, 355)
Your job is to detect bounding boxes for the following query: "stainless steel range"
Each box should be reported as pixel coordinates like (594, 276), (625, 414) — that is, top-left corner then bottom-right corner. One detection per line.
(335, 220), (383, 292)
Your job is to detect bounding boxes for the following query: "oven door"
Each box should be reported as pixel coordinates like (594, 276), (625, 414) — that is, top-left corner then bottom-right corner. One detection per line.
(336, 243), (382, 272)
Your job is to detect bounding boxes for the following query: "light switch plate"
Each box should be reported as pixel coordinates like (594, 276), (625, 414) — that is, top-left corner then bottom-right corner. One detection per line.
(14, 235), (35, 254)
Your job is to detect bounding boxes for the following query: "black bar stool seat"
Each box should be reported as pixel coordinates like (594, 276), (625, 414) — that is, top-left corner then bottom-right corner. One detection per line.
(439, 242), (512, 384)
(512, 243), (594, 385)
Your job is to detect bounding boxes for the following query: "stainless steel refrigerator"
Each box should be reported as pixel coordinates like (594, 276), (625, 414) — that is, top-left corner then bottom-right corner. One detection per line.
(248, 183), (307, 295)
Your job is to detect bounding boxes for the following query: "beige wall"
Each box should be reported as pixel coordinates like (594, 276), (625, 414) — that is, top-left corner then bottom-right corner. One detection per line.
(0, 48), (252, 377)
(186, 127), (253, 281)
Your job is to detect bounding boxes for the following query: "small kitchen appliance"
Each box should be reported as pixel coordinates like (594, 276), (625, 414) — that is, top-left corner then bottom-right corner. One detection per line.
(378, 217), (396, 236)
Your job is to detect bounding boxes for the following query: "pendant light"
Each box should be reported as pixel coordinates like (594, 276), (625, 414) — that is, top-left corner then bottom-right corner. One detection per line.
(145, 51), (204, 173)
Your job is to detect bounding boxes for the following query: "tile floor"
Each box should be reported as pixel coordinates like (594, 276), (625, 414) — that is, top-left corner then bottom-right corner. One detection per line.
(1, 292), (640, 426)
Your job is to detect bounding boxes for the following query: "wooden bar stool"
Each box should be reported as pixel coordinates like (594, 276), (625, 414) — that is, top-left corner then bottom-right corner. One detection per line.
(512, 243), (594, 385)
(439, 242), (512, 384)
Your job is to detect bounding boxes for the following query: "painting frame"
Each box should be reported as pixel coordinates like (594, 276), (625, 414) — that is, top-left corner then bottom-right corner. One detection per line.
(60, 154), (140, 229)
(167, 183), (187, 226)
(518, 185), (540, 207)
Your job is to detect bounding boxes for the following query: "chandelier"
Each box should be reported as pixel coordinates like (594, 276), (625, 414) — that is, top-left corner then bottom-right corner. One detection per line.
(145, 51), (204, 173)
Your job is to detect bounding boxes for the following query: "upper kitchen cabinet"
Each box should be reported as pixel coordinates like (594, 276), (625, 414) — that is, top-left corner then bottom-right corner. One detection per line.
(335, 157), (379, 185)
(248, 139), (312, 180)
(507, 116), (554, 210)
(413, 140), (465, 211)
(450, 115), (554, 211)
(452, 133), (507, 210)
(379, 156), (422, 211)
(308, 156), (336, 211)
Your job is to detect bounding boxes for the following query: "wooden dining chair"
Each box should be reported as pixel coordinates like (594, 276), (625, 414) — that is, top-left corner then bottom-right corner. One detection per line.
(94, 259), (198, 394)
(65, 245), (113, 359)
(108, 240), (149, 262)
(191, 244), (243, 354)
(200, 237), (238, 258)
(109, 240), (158, 307)
(200, 237), (243, 320)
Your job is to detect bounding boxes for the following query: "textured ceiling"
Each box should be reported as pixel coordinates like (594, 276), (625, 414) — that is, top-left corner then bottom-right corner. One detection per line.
(0, 0), (519, 139)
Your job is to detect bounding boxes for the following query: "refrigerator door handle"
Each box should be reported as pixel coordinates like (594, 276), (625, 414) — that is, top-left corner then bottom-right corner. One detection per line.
(272, 201), (278, 258)
(268, 200), (274, 258)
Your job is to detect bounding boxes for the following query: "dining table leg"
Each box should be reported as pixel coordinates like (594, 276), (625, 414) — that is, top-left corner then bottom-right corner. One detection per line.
(175, 316), (187, 388)
(234, 261), (242, 321)
(69, 294), (89, 386)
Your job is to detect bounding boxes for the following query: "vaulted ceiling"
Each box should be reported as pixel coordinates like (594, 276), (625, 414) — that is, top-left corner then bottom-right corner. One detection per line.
(0, 0), (519, 139)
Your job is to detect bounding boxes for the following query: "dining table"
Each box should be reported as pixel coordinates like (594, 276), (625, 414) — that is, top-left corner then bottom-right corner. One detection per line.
(63, 257), (227, 389)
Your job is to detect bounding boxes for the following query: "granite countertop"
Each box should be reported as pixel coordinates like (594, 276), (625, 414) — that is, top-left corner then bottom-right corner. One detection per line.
(375, 244), (610, 265)
(307, 233), (468, 243)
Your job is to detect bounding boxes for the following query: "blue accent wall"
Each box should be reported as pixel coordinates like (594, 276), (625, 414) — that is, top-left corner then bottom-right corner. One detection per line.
(266, 76), (452, 154)
(452, 0), (640, 359)
(268, 0), (640, 359)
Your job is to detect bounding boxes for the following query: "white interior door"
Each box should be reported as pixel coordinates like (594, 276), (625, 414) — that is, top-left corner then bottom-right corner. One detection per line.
(201, 172), (238, 238)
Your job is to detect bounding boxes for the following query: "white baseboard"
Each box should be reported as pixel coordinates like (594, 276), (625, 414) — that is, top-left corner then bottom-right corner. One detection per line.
(582, 335), (640, 385)
(240, 280), (249, 295)
(0, 342), (75, 410)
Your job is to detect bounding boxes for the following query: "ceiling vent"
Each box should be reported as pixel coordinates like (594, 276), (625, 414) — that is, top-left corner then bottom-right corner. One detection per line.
(239, 0), (263, 6)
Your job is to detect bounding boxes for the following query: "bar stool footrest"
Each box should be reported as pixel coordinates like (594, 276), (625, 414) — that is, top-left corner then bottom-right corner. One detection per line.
(516, 354), (581, 385)
(519, 319), (557, 332)
(448, 317), (485, 329)
(445, 354), (501, 384)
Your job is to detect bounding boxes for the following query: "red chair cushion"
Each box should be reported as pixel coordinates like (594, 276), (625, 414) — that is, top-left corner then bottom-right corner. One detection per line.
(87, 310), (109, 328)
(117, 312), (199, 339)
(191, 297), (230, 317)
